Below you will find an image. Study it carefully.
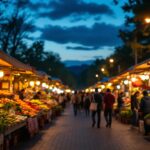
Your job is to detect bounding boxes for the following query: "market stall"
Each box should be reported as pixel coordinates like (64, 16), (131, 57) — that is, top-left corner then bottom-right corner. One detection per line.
(0, 51), (63, 149)
(108, 59), (150, 131)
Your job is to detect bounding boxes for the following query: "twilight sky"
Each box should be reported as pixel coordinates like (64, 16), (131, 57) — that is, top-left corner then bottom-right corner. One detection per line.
(21, 0), (126, 65)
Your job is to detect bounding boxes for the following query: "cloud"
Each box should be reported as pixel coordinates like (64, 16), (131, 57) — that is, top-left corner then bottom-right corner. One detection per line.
(40, 23), (122, 49)
(30, 0), (114, 20)
(93, 55), (103, 59)
(66, 46), (99, 51)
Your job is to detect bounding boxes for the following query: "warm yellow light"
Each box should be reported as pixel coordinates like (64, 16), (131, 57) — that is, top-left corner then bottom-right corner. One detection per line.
(140, 75), (149, 80)
(145, 75), (149, 80)
(101, 68), (105, 72)
(127, 76), (130, 79)
(101, 85), (105, 89)
(109, 58), (114, 63)
(49, 86), (53, 90)
(45, 85), (49, 89)
(29, 81), (35, 87)
(66, 89), (71, 93)
(85, 89), (89, 93)
(145, 17), (150, 24)
(98, 88), (101, 92)
(124, 80), (129, 85)
(131, 77), (137, 82)
(36, 81), (41, 86)
(107, 83), (112, 87)
(95, 74), (99, 78)
(0, 70), (4, 78)
(42, 83), (46, 87)
(116, 85), (121, 89)
(92, 89), (95, 92)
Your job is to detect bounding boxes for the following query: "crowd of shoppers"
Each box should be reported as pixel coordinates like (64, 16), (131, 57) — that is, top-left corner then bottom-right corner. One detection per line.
(71, 88), (115, 129)
(69, 88), (150, 135)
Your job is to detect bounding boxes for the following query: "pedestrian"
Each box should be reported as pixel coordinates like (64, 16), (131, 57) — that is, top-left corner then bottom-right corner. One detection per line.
(71, 91), (79, 116)
(131, 91), (140, 127)
(91, 88), (103, 128)
(18, 89), (25, 100)
(33, 91), (41, 99)
(59, 93), (66, 108)
(140, 90), (150, 135)
(83, 93), (90, 116)
(117, 92), (124, 112)
(104, 88), (115, 128)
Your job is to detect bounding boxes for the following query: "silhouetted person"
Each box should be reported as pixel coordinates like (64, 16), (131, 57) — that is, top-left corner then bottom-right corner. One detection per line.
(91, 88), (103, 128)
(104, 89), (115, 128)
(71, 91), (79, 116)
(84, 93), (90, 116)
(140, 90), (150, 135)
(131, 91), (140, 127)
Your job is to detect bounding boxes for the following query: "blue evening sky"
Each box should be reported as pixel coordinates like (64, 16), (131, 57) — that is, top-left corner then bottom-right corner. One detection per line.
(13, 0), (126, 64)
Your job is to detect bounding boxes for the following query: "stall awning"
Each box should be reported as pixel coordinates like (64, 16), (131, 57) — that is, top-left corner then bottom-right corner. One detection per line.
(0, 50), (33, 73)
(132, 58), (150, 73)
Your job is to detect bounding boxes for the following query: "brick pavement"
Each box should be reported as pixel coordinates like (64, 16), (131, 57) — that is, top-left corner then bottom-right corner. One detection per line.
(16, 105), (150, 150)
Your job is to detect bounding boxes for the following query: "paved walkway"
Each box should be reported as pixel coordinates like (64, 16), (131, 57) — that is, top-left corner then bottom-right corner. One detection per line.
(16, 105), (150, 150)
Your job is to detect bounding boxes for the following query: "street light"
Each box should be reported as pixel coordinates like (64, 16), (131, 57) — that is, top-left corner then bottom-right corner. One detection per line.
(95, 74), (99, 78)
(101, 68), (105, 72)
(145, 17), (150, 24)
(109, 58), (114, 64)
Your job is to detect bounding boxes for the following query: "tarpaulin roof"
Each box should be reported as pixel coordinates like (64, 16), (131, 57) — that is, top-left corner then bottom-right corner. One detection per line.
(109, 58), (150, 83)
(0, 50), (33, 73)
(132, 58), (150, 73)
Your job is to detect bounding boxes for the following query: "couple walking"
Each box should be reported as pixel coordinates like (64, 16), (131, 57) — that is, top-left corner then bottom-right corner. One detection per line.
(92, 88), (115, 128)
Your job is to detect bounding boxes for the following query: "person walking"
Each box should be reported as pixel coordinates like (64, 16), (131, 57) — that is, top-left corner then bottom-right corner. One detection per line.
(117, 92), (124, 112)
(91, 88), (103, 128)
(131, 91), (140, 127)
(71, 91), (79, 116)
(104, 89), (115, 128)
(140, 90), (150, 135)
(83, 93), (90, 116)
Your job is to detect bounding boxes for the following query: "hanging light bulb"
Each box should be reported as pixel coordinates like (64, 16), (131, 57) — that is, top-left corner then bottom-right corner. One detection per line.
(42, 83), (46, 88)
(116, 85), (121, 89)
(131, 77), (137, 82)
(0, 70), (4, 78)
(29, 81), (35, 87)
(124, 80), (129, 85)
(36, 81), (41, 86)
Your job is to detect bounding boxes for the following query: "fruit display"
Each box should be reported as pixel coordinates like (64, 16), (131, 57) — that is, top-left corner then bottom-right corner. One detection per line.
(0, 110), (27, 133)
(15, 99), (39, 117)
(41, 99), (58, 109)
(29, 99), (51, 111)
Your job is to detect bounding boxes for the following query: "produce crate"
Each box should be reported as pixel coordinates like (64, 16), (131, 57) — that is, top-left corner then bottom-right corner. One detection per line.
(27, 117), (39, 137)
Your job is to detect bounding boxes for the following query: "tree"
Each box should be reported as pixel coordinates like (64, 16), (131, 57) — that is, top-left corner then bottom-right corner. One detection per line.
(115, 0), (150, 64)
(0, 0), (34, 57)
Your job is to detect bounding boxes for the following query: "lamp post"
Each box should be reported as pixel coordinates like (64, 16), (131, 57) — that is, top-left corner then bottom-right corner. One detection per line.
(95, 74), (99, 78)
(95, 74), (100, 82)
(109, 58), (114, 64)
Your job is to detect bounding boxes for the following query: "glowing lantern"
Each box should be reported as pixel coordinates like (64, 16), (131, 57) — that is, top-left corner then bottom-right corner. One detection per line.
(29, 81), (35, 87)
(36, 81), (40, 86)
(42, 83), (46, 88)
(101, 85), (105, 89)
(0, 70), (4, 78)
(131, 77), (137, 82)
(116, 85), (121, 89)
(124, 80), (129, 85)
